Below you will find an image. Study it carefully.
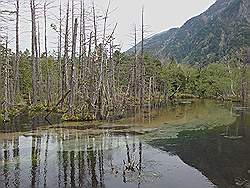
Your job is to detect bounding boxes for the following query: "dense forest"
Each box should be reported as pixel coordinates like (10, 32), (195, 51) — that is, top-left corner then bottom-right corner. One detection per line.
(0, 0), (249, 123)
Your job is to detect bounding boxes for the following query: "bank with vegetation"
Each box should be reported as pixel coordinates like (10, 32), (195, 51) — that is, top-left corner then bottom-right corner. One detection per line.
(1, 41), (249, 123)
(0, 0), (249, 124)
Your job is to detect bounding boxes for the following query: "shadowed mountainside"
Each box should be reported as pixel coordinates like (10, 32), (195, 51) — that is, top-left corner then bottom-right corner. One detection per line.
(128, 0), (250, 64)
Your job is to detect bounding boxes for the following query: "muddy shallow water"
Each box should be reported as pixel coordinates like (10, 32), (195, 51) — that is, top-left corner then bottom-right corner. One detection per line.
(0, 100), (249, 188)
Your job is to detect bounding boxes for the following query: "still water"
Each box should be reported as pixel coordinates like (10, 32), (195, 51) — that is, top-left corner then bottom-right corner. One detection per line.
(0, 100), (249, 188)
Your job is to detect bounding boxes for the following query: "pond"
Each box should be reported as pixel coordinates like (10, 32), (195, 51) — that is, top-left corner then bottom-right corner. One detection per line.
(0, 100), (249, 188)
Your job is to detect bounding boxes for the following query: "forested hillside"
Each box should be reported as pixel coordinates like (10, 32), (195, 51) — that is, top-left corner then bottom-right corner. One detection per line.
(128, 0), (250, 64)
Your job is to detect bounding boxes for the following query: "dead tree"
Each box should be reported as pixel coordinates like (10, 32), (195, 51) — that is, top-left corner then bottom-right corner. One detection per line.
(85, 31), (93, 113)
(133, 25), (137, 98)
(68, 18), (78, 115)
(30, 0), (38, 104)
(3, 37), (10, 121)
(95, 1), (111, 120)
(139, 7), (145, 107)
(44, 0), (52, 106)
(37, 21), (43, 101)
(91, 2), (100, 118)
(58, 2), (62, 100)
(92, 2), (97, 48)
(78, 0), (87, 102)
(71, 0), (74, 38)
(108, 39), (115, 108)
(14, 0), (20, 97)
(149, 76), (152, 108)
(61, 1), (70, 108)
(93, 1), (118, 120)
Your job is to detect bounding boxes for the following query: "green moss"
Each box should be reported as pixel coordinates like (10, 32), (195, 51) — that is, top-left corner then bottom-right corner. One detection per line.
(150, 126), (225, 146)
(8, 107), (22, 118)
(30, 104), (47, 112)
(62, 113), (95, 122)
(175, 93), (198, 99)
(143, 102), (237, 142)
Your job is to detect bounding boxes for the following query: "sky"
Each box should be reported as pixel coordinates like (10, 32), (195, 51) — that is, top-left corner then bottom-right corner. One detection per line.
(5, 0), (216, 52)
(107, 0), (216, 50)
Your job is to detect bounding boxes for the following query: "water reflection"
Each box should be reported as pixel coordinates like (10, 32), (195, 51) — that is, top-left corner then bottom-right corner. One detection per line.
(1, 100), (240, 188)
(0, 131), (143, 187)
(0, 110), (61, 133)
(118, 100), (236, 130)
(150, 107), (250, 188)
(0, 129), (215, 188)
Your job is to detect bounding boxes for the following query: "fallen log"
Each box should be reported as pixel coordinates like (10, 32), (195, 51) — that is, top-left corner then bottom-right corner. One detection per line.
(44, 90), (71, 121)
(169, 85), (181, 100)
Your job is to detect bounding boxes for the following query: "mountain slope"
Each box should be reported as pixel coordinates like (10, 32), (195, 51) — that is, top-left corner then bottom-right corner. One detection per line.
(129, 0), (250, 64)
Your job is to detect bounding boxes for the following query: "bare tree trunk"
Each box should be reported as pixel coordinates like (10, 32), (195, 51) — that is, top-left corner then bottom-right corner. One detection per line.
(61, 1), (70, 108)
(79, 0), (83, 78)
(139, 7), (145, 107)
(109, 40), (115, 107)
(14, 0), (20, 98)
(71, 0), (74, 38)
(58, 2), (62, 100)
(30, 0), (38, 104)
(92, 3), (100, 118)
(68, 18), (78, 115)
(3, 38), (10, 121)
(87, 31), (93, 110)
(37, 21), (43, 101)
(92, 3), (97, 48)
(149, 76), (152, 105)
(82, 0), (86, 62)
(37, 22), (41, 67)
(78, 0), (86, 104)
(133, 25), (137, 98)
(44, 1), (52, 106)
(227, 64), (236, 96)
(95, 2), (110, 120)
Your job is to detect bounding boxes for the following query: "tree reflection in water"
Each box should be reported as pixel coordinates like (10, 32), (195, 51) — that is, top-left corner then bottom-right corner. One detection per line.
(1, 100), (237, 188)
(150, 108), (250, 188)
(0, 130), (151, 188)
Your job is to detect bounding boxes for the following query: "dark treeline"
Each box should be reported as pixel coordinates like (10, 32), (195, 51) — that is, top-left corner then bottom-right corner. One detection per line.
(0, 0), (249, 123)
